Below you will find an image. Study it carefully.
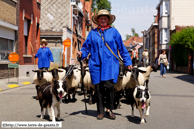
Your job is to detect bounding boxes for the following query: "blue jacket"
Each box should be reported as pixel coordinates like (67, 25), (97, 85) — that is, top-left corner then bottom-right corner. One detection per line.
(35, 47), (54, 69)
(81, 28), (132, 85)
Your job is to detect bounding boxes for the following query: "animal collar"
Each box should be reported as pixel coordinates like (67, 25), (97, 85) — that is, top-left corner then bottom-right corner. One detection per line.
(43, 85), (52, 93)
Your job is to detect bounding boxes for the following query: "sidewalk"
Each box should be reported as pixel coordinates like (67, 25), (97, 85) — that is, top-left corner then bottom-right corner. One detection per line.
(0, 76), (33, 91)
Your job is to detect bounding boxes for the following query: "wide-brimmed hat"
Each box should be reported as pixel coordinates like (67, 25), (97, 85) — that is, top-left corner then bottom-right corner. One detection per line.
(92, 9), (116, 25)
(144, 49), (148, 51)
(40, 39), (48, 46)
(133, 48), (136, 50)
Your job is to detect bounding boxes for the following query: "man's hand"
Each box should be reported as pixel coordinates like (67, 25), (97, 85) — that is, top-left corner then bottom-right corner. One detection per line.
(77, 51), (82, 58)
(51, 62), (53, 66)
(128, 65), (133, 70)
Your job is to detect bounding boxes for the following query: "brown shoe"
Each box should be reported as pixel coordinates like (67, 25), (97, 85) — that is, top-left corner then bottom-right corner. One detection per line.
(97, 114), (104, 120)
(106, 111), (116, 119)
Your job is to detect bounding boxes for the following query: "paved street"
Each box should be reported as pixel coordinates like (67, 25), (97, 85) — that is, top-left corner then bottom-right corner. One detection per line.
(0, 71), (194, 129)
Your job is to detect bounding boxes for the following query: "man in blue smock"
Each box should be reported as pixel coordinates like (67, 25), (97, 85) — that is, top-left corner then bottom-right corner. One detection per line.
(34, 39), (54, 70)
(78, 9), (132, 120)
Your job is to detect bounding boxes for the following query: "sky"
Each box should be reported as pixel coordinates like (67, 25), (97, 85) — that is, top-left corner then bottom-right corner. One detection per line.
(111, 0), (159, 40)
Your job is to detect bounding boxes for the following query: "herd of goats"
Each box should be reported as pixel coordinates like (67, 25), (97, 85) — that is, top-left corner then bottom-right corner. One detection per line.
(32, 57), (158, 123)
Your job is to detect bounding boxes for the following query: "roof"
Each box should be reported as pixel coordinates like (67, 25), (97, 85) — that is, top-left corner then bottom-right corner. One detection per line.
(124, 37), (143, 47)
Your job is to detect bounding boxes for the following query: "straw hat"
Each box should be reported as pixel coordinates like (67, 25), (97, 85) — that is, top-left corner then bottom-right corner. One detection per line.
(40, 39), (48, 46)
(92, 9), (116, 25)
(144, 49), (148, 51)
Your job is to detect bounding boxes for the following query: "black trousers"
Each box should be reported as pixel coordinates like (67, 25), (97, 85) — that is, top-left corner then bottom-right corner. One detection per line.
(95, 81), (115, 115)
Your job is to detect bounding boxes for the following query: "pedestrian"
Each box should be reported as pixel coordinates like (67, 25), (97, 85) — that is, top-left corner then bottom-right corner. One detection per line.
(34, 39), (54, 71)
(131, 47), (138, 66)
(158, 50), (168, 78)
(142, 49), (149, 67)
(77, 9), (132, 120)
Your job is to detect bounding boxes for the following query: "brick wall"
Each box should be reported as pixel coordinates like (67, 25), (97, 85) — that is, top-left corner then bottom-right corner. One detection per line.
(18, 0), (40, 65)
(0, 0), (17, 25)
(0, 64), (16, 79)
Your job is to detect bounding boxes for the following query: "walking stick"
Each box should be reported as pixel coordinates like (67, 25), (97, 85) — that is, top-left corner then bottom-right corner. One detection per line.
(29, 42), (36, 70)
(76, 28), (87, 114)
(78, 57), (87, 114)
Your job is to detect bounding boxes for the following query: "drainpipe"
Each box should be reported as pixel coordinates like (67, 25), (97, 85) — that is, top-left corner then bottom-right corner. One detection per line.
(70, 4), (73, 64)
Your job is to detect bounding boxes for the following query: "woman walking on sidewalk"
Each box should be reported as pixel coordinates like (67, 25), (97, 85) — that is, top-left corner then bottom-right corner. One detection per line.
(77, 9), (132, 120)
(158, 50), (168, 78)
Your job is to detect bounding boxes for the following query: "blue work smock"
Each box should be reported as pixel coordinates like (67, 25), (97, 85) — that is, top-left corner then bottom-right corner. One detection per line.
(35, 47), (54, 69)
(81, 27), (132, 85)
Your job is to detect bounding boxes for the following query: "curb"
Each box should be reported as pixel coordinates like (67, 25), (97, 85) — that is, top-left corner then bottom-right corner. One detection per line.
(0, 81), (32, 92)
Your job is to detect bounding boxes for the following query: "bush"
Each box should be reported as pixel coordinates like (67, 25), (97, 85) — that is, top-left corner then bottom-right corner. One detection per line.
(170, 27), (194, 66)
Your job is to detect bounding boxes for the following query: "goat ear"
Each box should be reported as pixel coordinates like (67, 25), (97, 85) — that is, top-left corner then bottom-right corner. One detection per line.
(32, 70), (38, 72)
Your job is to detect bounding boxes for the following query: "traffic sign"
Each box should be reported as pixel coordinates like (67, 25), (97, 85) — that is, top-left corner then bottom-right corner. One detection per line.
(8, 64), (19, 68)
(8, 52), (19, 63)
(63, 39), (71, 47)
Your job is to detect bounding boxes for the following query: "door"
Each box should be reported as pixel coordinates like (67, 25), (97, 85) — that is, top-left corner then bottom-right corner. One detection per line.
(51, 48), (62, 65)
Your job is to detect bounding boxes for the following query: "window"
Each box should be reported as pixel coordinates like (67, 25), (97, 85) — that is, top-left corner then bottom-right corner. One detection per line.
(164, 29), (167, 43)
(160, 30), (163, 44)
(160, 4), (163, 17)
(0, 38), (14, 60)
(24, 18), (30, 55)
(165, 3), (168, 14)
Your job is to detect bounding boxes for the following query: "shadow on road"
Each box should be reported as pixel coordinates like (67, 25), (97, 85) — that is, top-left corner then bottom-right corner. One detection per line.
(175, 75), (194, 85)
(69, 109), (122, 119)
(36, 115), (64, 122)
(126, 115), (141, 124)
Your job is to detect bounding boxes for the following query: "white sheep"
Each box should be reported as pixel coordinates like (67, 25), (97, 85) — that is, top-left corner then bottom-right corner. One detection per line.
(83, 70), (95, 104)
(64, 68), (81, 102)
(138, 64), (157, 87)
(58, 68), (66, 80)
(125, 71), (145, 90)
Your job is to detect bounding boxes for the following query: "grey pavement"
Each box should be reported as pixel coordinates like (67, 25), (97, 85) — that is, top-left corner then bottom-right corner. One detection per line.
(0, 71), (194, 129)
(0, 76), (33, 91)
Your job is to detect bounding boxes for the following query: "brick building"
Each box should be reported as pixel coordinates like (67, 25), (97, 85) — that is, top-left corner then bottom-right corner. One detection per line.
(40, 0), (92, 67)
(18, 0), (41, 77)
(124, 37), (143, 60)
(142, 14), (158, 63)
(0, 0), (19, 79)
(40, 0), (71, 66)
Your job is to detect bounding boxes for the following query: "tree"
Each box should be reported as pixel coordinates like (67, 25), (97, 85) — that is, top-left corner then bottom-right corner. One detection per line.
(92, 0), (111, 13)
(169, 27), (194, 66)
(125, 34), (131, 40)
(125, 28), (139, 40)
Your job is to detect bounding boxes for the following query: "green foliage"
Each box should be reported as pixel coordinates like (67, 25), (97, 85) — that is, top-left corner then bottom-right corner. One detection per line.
(169, 27), (194, 66)
(125, 28), (139, 40)
(92, 0), (111, 13)
(125, 34), (131, 40)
